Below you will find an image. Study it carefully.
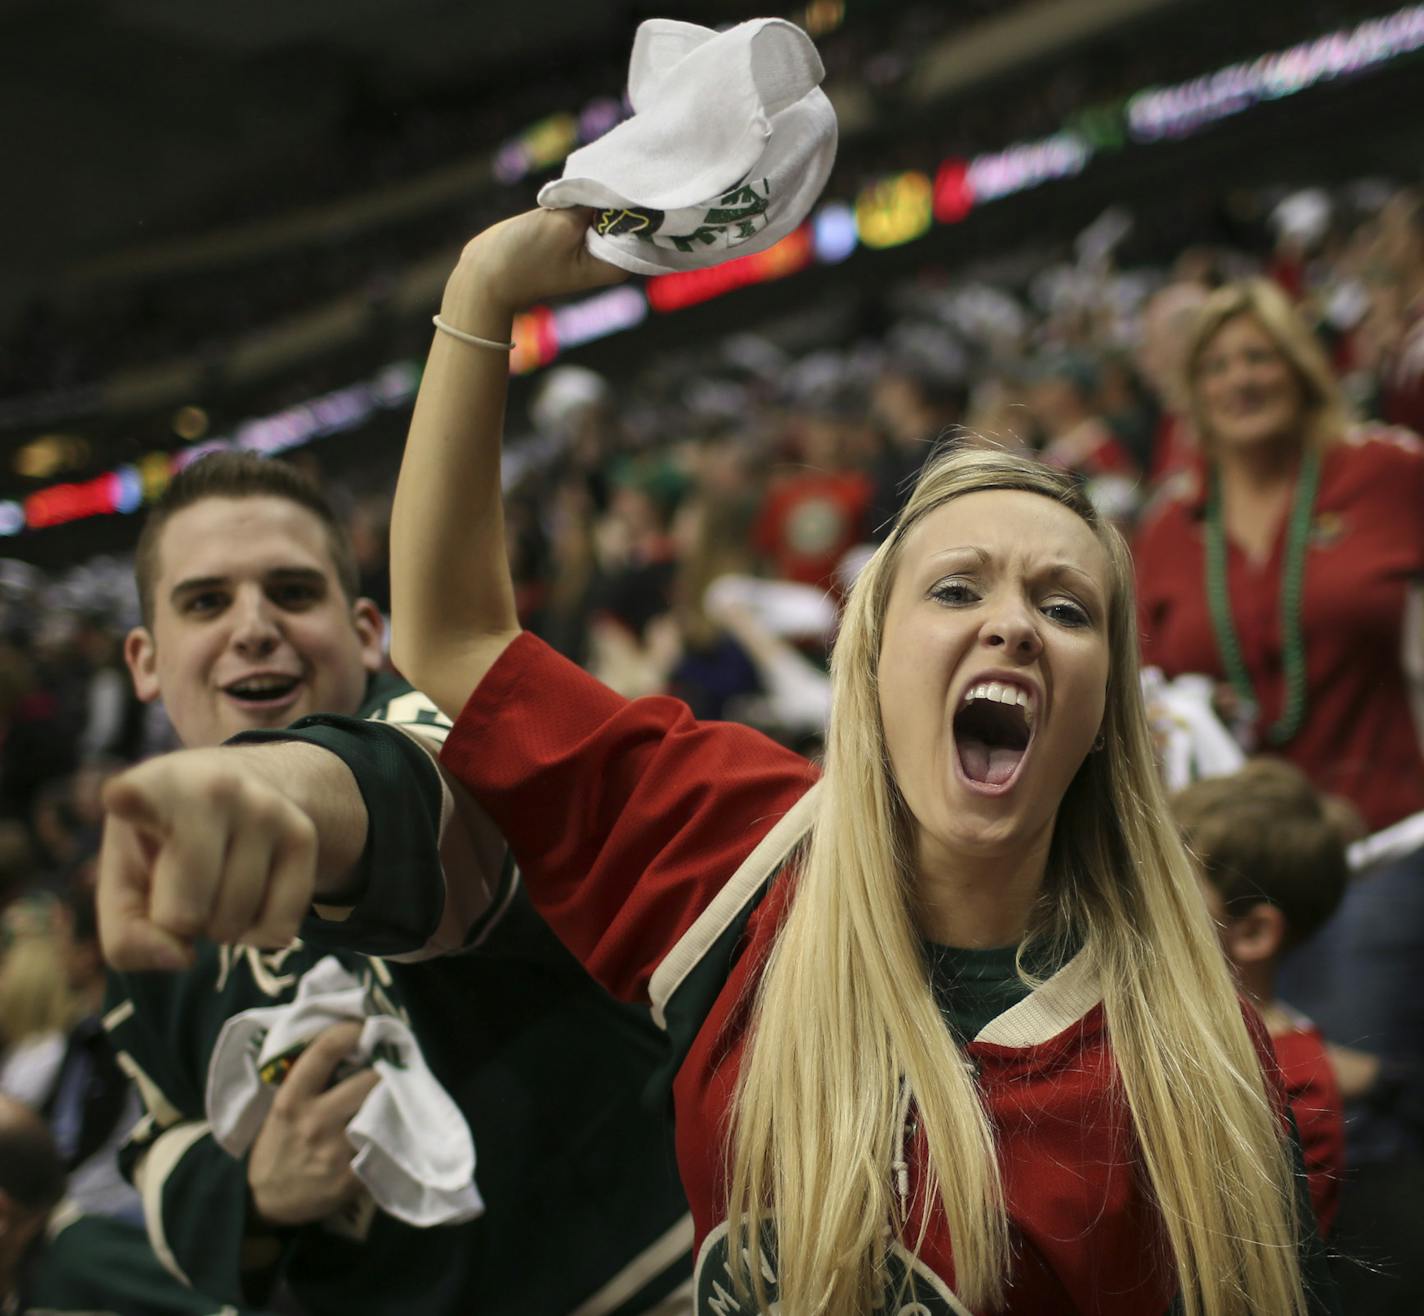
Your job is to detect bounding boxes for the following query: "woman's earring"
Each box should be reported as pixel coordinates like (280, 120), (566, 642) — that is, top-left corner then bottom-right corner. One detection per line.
(1092, 732), (1106, 752)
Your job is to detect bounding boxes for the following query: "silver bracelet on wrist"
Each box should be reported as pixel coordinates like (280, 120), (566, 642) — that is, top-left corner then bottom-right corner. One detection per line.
(432, 314), (514, 352)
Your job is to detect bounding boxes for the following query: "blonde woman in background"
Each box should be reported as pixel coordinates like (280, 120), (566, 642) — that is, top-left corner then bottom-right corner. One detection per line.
(97, 211), (1338, 1315)
(1135, 277), (1424, 832)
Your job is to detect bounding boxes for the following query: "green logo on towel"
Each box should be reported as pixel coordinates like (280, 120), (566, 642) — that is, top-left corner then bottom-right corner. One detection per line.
(665, 180), (772, 253)
(597, 207), (664, 237)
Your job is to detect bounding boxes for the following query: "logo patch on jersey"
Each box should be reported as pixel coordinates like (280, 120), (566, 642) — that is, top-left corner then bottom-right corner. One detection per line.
(216, 942), (303, 996)
(256, 1035), (406, 1088)
(1308, 511), (1347, 548)
(692, 1220), (971, 1315)
(369, 689), (453, 744)
(786, 494), (850, 556)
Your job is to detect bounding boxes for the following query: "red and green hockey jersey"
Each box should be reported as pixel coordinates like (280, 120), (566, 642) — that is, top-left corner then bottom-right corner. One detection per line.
(104, 673), (693, 1316)
(413, 633), (1336, 1316)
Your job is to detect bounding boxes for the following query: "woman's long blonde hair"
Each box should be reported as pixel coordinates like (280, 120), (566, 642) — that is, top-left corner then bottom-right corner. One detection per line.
(727, 445), (1305, 1316)
(1184, 278), (1351, 457)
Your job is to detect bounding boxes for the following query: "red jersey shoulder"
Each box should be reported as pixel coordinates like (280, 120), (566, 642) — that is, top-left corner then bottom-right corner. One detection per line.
(1237, 997), (1295, 1131)
(1332, 425), (1424, 521)
(1339, 423), (1424, 462)
(1269, 1022), (1334, 1092)
(1133, 466), (1201, 548)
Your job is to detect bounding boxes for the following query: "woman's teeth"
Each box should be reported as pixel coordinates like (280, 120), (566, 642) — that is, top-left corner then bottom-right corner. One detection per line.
(962, 681), (1034, 727)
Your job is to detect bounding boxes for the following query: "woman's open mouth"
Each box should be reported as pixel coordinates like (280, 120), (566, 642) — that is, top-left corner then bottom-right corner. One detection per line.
(953, 682), (1035, 794)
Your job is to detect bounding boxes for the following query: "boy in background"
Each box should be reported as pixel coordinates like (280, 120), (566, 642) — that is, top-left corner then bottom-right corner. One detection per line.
(1172, 759), (1349, 1237)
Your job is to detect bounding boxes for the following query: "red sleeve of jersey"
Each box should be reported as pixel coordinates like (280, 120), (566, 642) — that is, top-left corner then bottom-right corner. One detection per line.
(440, 631), (818, 1003)
(1271, 1026), (1345, 1239)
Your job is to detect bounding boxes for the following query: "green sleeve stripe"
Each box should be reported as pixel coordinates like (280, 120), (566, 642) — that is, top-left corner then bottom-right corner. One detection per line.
(382, 719), (515, 958)
(133, 1120), (213, 1287)
(113, 1049), (184, 1129)
(569, 1212), (695, 1316)
(43, 1197), (84, 1244)
(459, 851), (520, 951)
(649, 782), (820, 1030)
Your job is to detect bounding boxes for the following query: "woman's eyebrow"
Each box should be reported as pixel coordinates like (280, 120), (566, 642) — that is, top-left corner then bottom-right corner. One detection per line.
(1040, 562), (1107, 610)
(1042, 562), (1101, 589)
(925, 546), (989, 566)
(924, 549), (1096, 581)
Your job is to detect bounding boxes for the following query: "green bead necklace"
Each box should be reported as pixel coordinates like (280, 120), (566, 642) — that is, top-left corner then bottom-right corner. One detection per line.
(1203, 447), (1320, 747)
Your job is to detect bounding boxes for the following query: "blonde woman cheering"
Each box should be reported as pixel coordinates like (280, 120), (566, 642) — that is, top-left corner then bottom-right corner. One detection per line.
(377, 209), (1338, 1316)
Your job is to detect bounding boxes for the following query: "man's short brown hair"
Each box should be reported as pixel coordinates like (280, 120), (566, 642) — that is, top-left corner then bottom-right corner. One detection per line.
(1171, 759), (1349, 950)
(134, 453), (360, 628)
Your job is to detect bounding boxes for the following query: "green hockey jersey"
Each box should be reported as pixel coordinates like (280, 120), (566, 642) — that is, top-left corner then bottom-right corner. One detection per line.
(104, 674), (692, 1315)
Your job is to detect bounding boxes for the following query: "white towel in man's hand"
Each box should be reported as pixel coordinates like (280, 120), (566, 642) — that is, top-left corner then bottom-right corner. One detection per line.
(206, 956), (482, 1227)
(539, 17), (837, 275)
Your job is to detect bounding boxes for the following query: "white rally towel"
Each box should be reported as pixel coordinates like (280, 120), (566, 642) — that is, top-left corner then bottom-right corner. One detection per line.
(205, 955), (482, 1228)
(538, 17), (837, 275)
(1141, 668), (1246, 793)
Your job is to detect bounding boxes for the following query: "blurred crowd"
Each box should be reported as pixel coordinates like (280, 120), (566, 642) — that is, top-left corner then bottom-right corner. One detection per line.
(0, 0), (1394, 404)
(2, 171), (1420, 868)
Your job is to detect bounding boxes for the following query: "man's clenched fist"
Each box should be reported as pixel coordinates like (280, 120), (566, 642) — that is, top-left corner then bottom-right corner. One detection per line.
(98, 749), (320, 970)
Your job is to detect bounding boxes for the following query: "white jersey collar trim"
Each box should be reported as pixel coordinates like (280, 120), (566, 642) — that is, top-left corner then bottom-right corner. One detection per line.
(972, 947), (1101, 1048)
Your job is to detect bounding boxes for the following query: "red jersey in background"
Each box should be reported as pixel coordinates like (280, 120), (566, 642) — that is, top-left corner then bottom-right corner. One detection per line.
(1135, 428), (1424, 831)
(1272, 1016), (1345, 1238)
(754, 469), (871, 589)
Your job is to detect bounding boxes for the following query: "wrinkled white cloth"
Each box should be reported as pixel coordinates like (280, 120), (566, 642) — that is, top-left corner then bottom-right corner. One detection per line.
(205, 956), (481, 1227)
(703, 574), (836, 642)
(1348, 809), (1424, 874)
(539, 17), (837, 275)
(702, 575), (832, 736)
(1141, 668), (1246, 793)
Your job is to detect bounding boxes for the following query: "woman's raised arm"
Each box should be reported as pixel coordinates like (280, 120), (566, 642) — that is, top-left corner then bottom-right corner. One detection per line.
(389, 208), (624, 719)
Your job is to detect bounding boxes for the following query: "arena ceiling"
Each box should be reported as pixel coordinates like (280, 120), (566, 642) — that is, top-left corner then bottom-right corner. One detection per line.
(0, 0), (772, 319)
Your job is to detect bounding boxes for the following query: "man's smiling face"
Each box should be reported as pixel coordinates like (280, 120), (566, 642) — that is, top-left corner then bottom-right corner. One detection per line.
(125, 496), (384, 749)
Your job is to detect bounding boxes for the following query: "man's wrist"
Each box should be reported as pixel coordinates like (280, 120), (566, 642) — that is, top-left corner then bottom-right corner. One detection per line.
(219, 739), (370, 900)
(241, 1178), (295, 1297)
